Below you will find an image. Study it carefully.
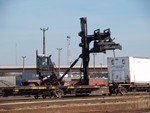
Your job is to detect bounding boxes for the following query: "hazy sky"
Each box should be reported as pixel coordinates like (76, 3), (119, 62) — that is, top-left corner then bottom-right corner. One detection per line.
(0, 0), (150, 66)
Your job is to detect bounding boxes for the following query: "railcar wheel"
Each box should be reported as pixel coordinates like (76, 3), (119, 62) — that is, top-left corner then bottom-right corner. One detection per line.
(119, 87), (127, 95)
(54, 89), (63, 98)
(48, 92), (52, 99)
(42, 94), (46, 99)
(34, 95), (39, 99)
(108, 93), (112, 96)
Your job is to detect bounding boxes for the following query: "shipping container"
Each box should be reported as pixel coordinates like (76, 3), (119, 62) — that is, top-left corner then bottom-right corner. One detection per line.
(107, 56), (150, 84)
(89, 78), (108, 86)
(16, 80), (23, 86)
(22, 72), (38, 81)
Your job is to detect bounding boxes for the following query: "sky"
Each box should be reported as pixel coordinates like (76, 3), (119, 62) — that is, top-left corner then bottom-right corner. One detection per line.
(0, 0), (150, 67)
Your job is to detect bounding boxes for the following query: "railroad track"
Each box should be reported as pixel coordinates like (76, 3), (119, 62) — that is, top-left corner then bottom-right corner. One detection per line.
(1, 95), (150, 105)
(0, 92), (150, 103)
(0, 94), (150, 113)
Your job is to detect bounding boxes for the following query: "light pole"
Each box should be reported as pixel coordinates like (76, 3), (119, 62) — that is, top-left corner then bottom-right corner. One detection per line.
(67, 36), (72, 77)
(40, 27), (49, 55)
(57, 48), (62, 76)
(93, 53), (97, 78)
(67, 36), (71, 65)
(22, 56), (26, 74)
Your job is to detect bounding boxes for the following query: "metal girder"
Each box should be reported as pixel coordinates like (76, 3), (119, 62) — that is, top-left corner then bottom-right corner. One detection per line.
(90, 42), (122, 53)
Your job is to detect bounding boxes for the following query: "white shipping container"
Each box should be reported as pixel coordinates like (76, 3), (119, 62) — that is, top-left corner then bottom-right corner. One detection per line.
(107, 56), (150, 84)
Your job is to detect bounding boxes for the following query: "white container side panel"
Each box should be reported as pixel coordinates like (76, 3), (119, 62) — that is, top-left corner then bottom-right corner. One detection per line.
(129, 57), (134, 83)
(107, 57), (130, 83)
(129, 57), (150, 83)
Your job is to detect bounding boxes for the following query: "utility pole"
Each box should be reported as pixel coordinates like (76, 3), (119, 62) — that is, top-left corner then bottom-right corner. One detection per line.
(22, 56), (26, 74)
(67, 36), (71, 65)
(67, 36), (72, 77)
(57, 48), (62, 76)
(40, 27), (49, 55)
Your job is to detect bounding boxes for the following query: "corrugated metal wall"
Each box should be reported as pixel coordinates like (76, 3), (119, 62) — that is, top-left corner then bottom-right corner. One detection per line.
(0, 76), (16, 87)
(22, 72), (38, 81)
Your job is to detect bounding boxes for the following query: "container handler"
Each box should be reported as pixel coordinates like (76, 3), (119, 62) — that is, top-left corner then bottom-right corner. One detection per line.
(2, 17), (121, 99)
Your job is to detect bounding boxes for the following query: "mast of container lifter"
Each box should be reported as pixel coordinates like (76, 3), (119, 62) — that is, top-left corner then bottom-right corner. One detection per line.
(78, 17), (89, 85)
(40, 27), (49, 55)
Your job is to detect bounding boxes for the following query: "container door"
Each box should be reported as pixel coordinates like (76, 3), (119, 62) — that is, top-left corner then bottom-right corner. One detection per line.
(112, 70), (125, 83)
